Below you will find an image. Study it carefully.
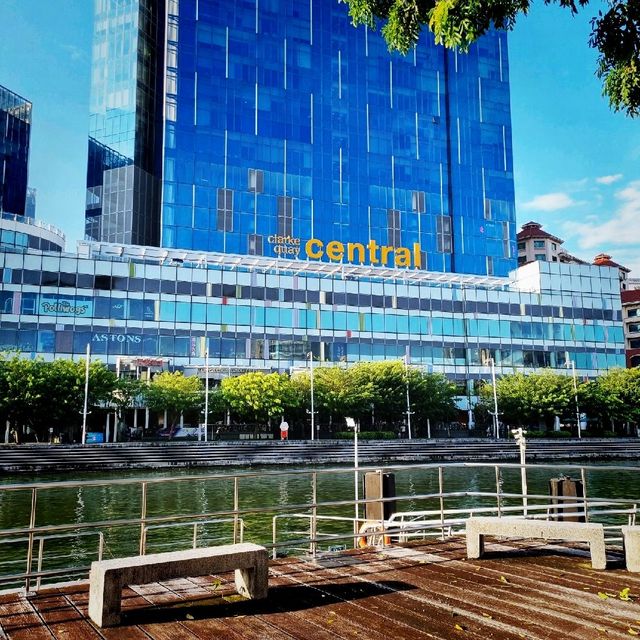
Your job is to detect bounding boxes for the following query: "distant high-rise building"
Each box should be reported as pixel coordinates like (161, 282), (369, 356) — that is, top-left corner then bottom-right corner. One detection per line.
(86, 0), (516, 276)
(25, 187), (36, 218)
(0, 84), (31, 217)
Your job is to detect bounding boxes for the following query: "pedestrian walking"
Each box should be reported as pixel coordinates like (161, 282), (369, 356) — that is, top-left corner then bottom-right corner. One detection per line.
(279, 419), (289, 441)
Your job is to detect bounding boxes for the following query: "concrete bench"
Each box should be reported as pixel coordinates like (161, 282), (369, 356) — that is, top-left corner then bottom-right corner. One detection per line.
(88, 542), (268, 627)
(621, 526), (640, 572)
(466, 517), (606, 570)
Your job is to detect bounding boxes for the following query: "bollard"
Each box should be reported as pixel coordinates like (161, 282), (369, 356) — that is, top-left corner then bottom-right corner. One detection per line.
(363, 472), (396, 522)
(549, 477), (585, 522)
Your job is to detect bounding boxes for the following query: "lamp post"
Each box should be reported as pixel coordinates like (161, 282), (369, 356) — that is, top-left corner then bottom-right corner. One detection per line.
(81, 343), (90, 445)
(489, 357), (500, 439)
(511, 427), (528, 516)
(567, 358), (581, 439)
(345, 417), (359, 539)
(308, 351), (315, 441)
(203, 349), (209, 443)
(403, 354), (413, 440)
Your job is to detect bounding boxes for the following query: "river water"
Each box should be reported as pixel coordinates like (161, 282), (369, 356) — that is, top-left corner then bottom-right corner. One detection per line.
(1, 461), (640, 588)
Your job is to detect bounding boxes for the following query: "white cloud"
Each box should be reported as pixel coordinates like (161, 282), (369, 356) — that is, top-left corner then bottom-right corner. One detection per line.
(61, 44), (87, 63)
(562, 180), (640, 256)
(596, 174), (623, 185)
(521, 192), (578, 211)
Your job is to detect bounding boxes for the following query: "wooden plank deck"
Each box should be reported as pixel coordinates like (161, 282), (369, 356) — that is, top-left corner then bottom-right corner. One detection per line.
(1, 538), (639, 639)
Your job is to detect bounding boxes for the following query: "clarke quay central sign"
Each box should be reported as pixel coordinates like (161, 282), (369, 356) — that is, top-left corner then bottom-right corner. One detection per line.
(268, 235), (423, 269)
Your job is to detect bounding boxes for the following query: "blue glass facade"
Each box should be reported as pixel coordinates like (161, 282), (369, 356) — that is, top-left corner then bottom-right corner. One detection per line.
(85, 0), (165, 245)
(0, 245), (625, 387)
(88, 1), (515, 276)
(0, 85), (31, 217)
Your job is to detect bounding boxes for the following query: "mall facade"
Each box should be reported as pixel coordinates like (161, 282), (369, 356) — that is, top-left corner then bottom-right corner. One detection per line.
(0, 241), (625, 392)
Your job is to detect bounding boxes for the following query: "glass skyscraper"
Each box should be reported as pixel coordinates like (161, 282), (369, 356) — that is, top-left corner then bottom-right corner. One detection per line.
(85, 0), (165, 246)
(0, 84), (31, 217)
(86, 1), (516, 277)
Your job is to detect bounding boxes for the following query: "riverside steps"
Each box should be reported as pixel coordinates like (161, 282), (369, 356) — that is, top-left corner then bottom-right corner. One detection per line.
(1, 538), (640, 639)
(3, 438), (640, 472)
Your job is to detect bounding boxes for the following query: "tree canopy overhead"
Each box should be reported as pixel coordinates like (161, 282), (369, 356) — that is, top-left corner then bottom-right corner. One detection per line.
(339, 0), (640, 117)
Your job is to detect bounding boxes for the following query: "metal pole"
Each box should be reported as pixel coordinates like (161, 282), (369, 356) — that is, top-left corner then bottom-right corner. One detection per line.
(204, 350), (209, 443)
(490, 357), (499, 439)
(570, 360), (581, 439)
(81, 343), (90, 445)
(354, 421), (359, 542)
(404, 355), (412, 440)
(512, 428), (528, 516)
(309, 352), (315, 441)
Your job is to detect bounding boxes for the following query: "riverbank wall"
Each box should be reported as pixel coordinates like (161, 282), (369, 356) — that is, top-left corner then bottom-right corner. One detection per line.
(1, 438), (639, 473)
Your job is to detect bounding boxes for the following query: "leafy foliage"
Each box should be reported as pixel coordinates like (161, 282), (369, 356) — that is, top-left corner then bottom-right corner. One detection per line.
(142, 371), (203, 428)
(481, 370), (575, 428)
(340, 0), (640, 116)
(221, 372), (299, 424)
(0, 353), (117, 440)
(292, 365), (372, 425)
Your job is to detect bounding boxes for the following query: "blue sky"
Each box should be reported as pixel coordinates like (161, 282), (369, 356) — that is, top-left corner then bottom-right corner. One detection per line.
(1, 1), (638, 274)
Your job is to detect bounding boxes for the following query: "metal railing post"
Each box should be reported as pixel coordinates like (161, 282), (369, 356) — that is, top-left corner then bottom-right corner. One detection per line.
(35, 538), (44, 591)
(24, 487), (37, 593)
(311, 472), (318, 558)
(438, 467), (445, 540)
(495, 465), (502, 517)
(139, 482), (148, 555)
(233, 476), (239, 544)
(581, 467), (589, 522)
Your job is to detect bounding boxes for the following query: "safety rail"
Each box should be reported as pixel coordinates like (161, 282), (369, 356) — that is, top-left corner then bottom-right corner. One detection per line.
(1, 461), (640, 593)
(141, 518), (245, 554)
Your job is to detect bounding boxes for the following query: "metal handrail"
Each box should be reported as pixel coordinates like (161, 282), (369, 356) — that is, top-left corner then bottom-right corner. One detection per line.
(141, 517), (245, 554)
(1, 461), (639, 593)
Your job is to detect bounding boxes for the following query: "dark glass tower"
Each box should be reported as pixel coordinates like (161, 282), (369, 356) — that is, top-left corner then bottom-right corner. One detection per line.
(0, 84), (31, 217)
(87, 1), (516, 276)
(85, 0), (165, 245)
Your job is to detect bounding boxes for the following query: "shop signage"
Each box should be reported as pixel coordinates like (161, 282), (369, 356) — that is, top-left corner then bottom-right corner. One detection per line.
(268, 235), (423, 269)
(92, 334), (142, 344)
(40, 299), (91, 316)
(267, 234), (301, 256)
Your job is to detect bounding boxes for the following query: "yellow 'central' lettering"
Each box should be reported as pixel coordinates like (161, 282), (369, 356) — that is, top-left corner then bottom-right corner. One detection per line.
(304, 238), (423, 270)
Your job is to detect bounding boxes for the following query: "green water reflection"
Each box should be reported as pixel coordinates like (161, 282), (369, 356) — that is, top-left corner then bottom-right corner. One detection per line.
(1, 462), (640, 588)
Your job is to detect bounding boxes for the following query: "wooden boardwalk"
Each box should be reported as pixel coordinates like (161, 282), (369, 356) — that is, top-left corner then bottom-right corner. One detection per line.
(1, 538), (640, 639)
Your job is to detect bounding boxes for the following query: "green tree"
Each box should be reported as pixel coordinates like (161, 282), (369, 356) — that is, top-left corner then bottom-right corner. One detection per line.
(221, 372), (299, 425)
(0, 354), (117, 441)
(292, 366), (372, 427)
(350, 361), (408, 424)
(340, 0), (640, 116)
(481, 370), (575, 429)
(411, 372), (458, 429)
(111, 377), (146, 433)
(143, 371), (203, 430)
(204, 385), (227, 425)
(595, 367), (640, 430)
